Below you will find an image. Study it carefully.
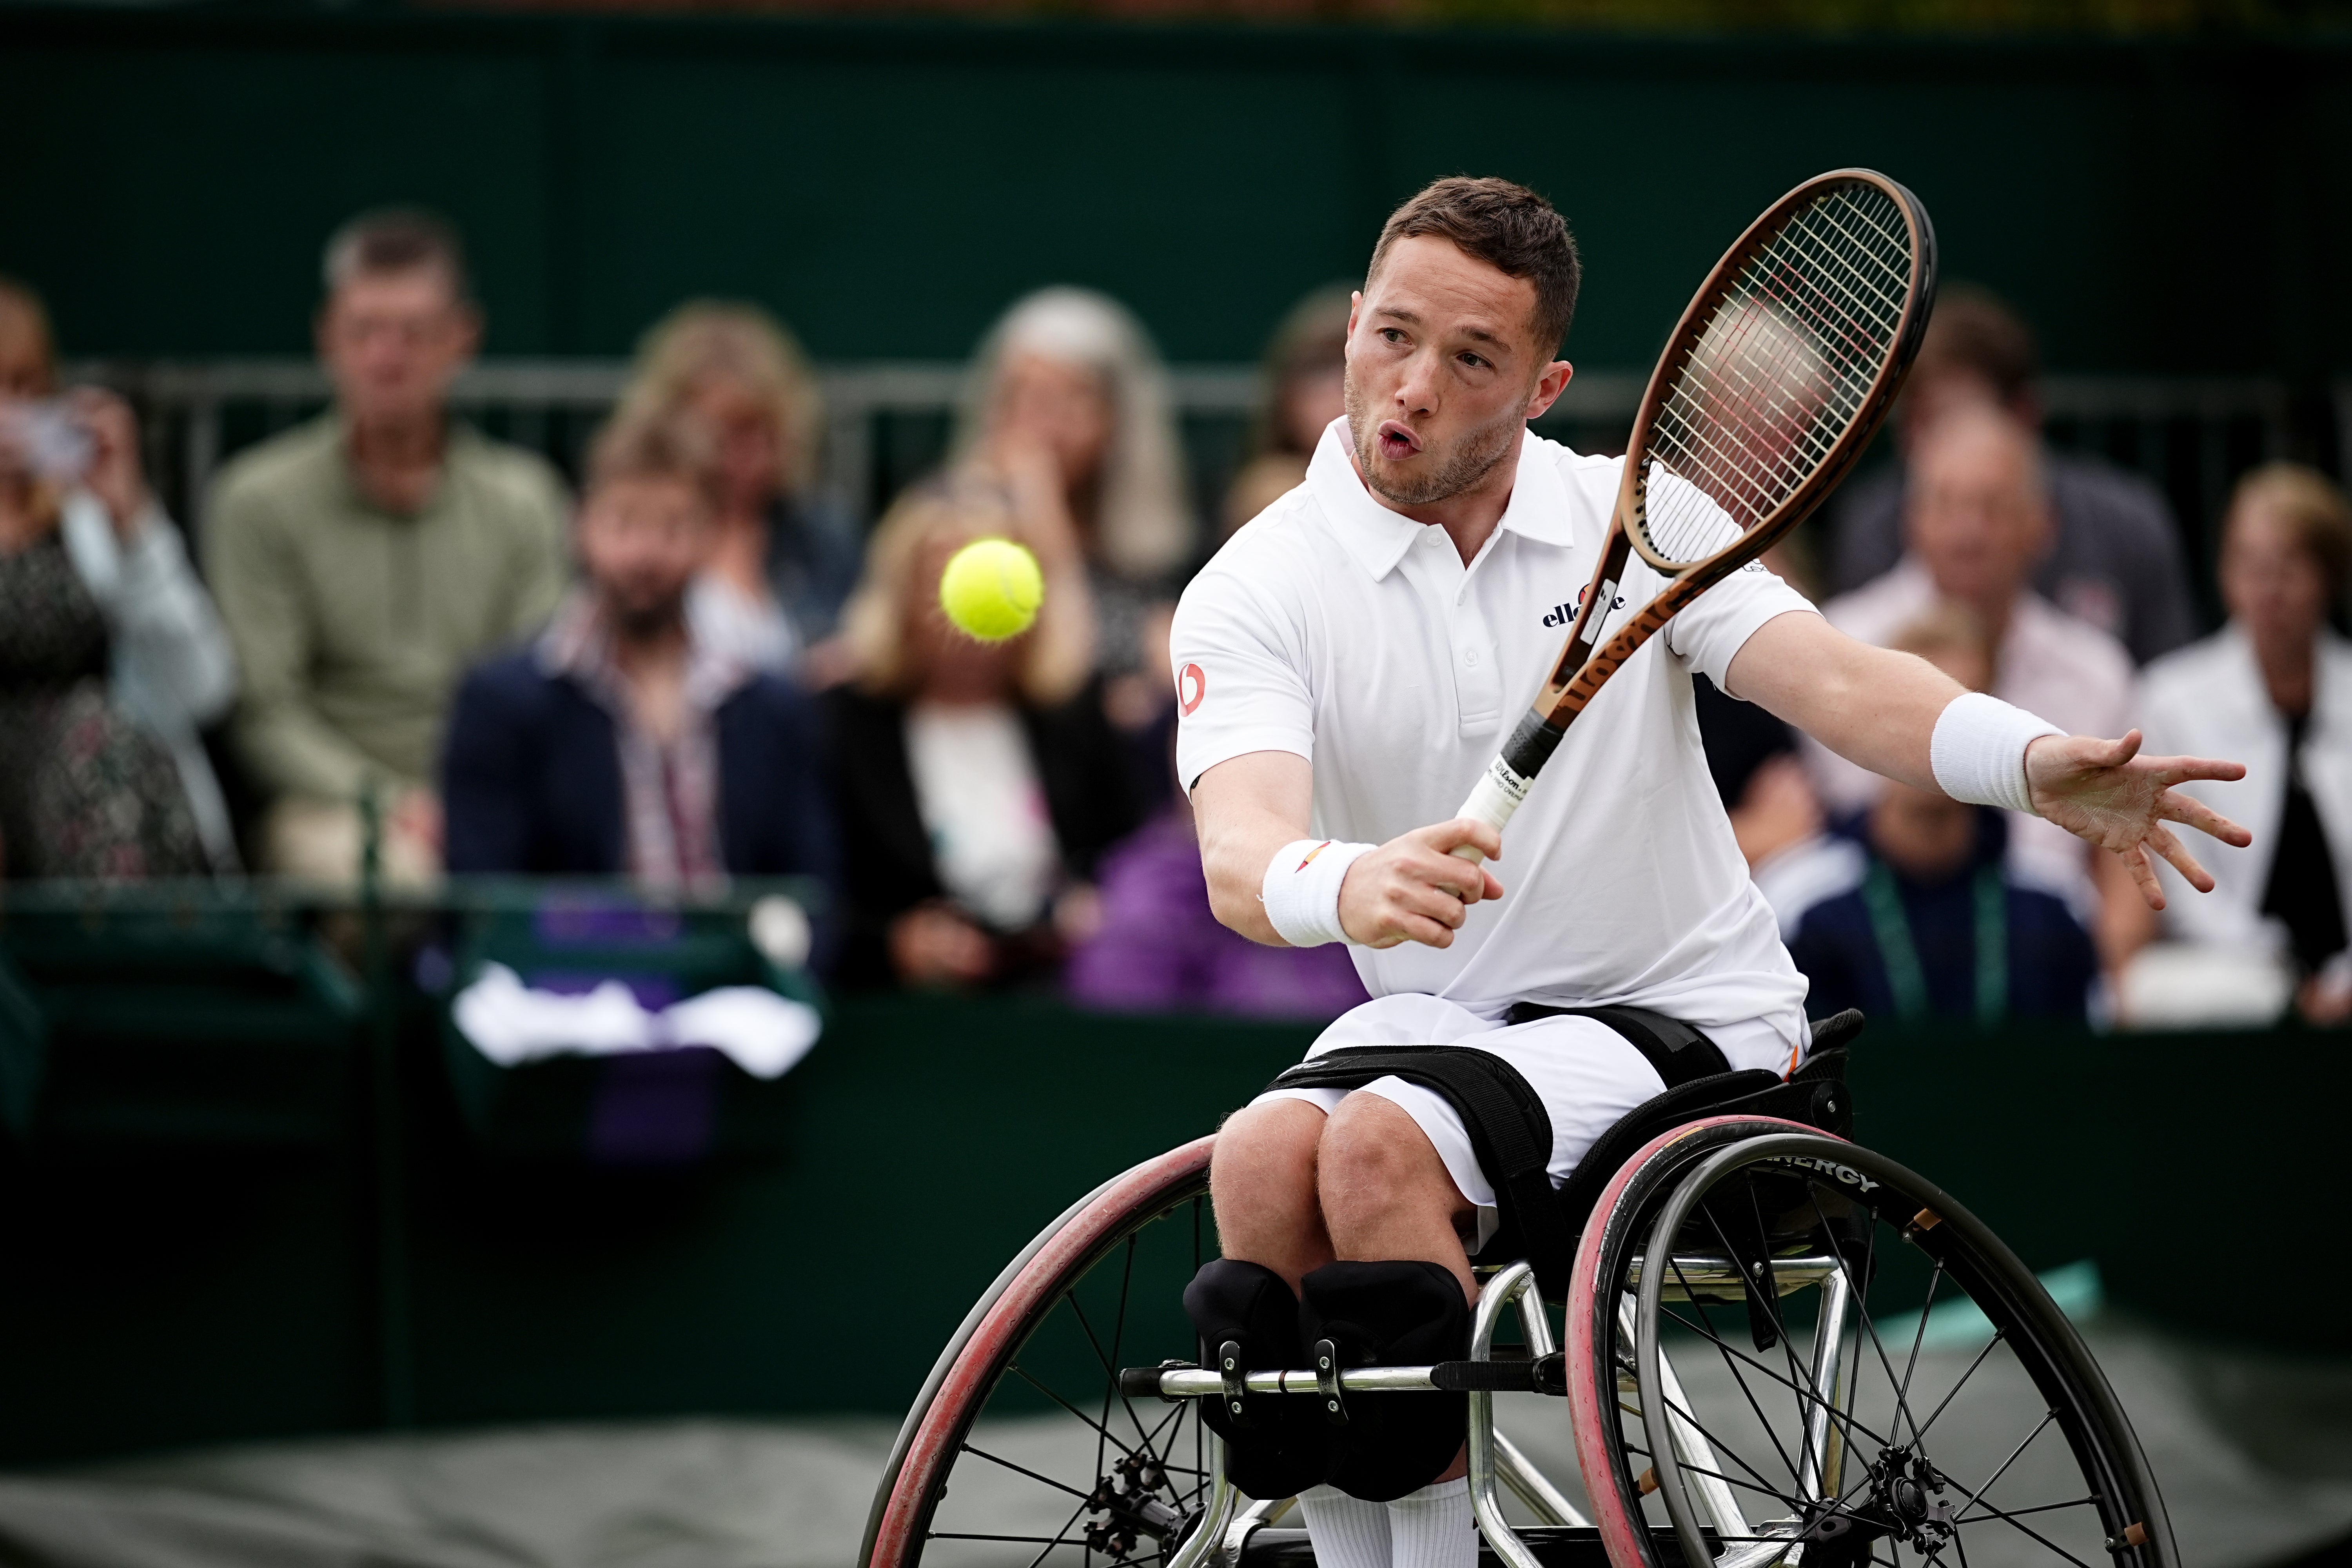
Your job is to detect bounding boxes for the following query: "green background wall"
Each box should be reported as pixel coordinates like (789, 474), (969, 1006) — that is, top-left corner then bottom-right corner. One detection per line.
(2, 988), (2342, 1467)
(3, 9), (2348, 376)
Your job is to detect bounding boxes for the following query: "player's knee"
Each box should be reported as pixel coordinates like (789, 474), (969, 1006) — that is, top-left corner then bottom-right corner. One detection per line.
(1211, 1100), (1325, 1228)
(1317, 1095), (1448, 1221)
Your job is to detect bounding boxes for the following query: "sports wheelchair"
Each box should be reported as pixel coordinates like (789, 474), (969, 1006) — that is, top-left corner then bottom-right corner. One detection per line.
(861, 1016), (2172, 1568)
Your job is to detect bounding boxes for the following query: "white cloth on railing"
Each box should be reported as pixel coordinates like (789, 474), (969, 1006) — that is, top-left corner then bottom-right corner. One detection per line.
(452, 962), (821, 1080)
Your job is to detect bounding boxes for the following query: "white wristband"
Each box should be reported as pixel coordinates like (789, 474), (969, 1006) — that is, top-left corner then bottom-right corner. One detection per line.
(1261, 838), (1376, 948)
(1929, 691), (2064, 816)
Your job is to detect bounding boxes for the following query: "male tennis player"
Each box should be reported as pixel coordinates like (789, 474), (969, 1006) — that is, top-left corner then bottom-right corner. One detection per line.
(1169, 177), (2249, 1568)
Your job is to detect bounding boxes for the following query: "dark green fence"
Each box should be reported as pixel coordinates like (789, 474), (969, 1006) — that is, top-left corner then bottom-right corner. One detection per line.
(4, 9), (2349, 384)
(0, 927), (2337, 1467)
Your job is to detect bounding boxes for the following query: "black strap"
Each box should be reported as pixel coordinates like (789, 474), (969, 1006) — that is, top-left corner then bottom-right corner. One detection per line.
(1267, 1046), (1579, 1297)
(1502, 1003), (1731, 1088)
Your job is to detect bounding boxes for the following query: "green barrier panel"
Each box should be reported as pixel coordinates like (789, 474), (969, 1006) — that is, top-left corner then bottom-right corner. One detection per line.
(0, 980), (2337, 1467)
(0, 887), (363, 1149)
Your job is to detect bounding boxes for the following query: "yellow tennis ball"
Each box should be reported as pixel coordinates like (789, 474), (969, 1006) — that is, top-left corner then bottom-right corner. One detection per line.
(939, 538), (1044, 642)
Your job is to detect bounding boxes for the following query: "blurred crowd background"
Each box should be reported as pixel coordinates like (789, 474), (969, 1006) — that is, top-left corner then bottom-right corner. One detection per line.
(4, 10), (2351, 1038)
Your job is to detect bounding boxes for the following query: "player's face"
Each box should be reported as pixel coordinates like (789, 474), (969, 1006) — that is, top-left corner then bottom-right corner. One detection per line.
(1343, 235), (1558, 510)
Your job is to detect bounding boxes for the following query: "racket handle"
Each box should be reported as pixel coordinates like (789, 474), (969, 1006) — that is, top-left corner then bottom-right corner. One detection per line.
(1449, 757), (1532, 864)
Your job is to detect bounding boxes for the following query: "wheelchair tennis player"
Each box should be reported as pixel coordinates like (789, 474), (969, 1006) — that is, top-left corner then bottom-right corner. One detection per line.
(1166, 176), (2250, 1568)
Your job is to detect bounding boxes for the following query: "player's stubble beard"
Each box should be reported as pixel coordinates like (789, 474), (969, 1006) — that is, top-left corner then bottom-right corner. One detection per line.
(1344, 368), (1525, 508)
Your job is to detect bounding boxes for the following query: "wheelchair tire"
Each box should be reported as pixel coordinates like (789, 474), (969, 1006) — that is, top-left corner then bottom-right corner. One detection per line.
(1613, 1129), (2174, 1567)
(862, 1135), (1218, 1568)
(1565, 1114), (1826, 1566)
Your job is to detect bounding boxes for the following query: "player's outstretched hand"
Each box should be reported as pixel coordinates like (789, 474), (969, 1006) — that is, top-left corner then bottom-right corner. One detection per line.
(2025, 730), (2252, 911)
(1339, 820), (1505, 949)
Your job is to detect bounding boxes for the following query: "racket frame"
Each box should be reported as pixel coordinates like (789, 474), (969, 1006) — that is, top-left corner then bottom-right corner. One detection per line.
(1455, 168), (1938, 845)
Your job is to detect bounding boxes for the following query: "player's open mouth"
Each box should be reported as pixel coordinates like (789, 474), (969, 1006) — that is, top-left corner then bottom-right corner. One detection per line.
(1377, 421), (1423, 459)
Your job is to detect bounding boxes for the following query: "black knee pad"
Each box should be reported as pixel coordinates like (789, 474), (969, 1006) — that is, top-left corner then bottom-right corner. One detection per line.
(1298, 1259), (1469, 1502)
(1182, 1260), (1334, 1499)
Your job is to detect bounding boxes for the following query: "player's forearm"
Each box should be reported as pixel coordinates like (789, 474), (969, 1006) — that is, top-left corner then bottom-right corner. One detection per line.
(1192, 752), (1317, 947)
(1724, 610), (1961, 791)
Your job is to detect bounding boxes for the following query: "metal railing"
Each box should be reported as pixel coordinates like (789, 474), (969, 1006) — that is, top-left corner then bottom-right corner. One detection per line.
(69, 358), (2341, 593)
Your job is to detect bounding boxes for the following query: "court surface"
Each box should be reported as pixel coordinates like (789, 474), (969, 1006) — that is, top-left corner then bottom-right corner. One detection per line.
(0, 1319), (2346, 1567)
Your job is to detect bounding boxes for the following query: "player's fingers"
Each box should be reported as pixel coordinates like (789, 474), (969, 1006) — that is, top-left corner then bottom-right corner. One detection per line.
(1392, 911), (1457, 950)
(1425, 817), (1504, 866)
(1481, 868), (1504, 903)
(2148, 822), (2216, 895)
(2152, 753), (2249, 786)
(1395, 882), (1469, 930)
(1403, 846), (1489, 905)
(2157, 789), (2252, 848)
(2116, 841), (2166, 911)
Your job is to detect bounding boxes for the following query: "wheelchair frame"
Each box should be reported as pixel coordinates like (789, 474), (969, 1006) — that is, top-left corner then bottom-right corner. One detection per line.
(862, 1118), (2173, 1568)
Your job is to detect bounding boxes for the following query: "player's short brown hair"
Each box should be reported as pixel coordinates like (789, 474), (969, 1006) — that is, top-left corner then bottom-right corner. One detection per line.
(1914, 285), (2039, 405)
(2227, 462), (2352, 596)
(1367, 176), (1581, 359)
(322, 207), (472, 304)
(587, 411), (721, 513)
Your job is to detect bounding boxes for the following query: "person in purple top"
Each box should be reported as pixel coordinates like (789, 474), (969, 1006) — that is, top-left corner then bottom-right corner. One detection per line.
(1067, 801), (1367, 1020)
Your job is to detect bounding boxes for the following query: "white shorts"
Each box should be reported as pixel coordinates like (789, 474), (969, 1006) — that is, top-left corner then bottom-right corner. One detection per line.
(1253, 993), (1806, 1252)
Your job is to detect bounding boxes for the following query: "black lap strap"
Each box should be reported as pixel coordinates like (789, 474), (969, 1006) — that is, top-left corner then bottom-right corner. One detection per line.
(1268, 1045), (1578, 1297)
(1502, 1002), (1731, 1088)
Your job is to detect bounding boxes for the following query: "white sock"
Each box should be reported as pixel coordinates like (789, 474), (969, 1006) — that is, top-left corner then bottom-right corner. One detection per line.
(1388, 1477), (1476, 1568)
(1298, 1483), (1393, 1568)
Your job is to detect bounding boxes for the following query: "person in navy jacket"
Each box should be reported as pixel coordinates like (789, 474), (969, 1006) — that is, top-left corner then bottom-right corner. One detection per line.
(441, 412), (837, 899)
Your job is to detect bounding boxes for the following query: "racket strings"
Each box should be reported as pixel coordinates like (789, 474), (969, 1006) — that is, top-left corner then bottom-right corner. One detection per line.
(1638, 182), (1913, 567)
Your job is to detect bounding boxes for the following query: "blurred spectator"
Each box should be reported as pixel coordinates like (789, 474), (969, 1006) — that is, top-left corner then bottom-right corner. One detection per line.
(616, 301), (859, 676)
(1768, 605), (2100, 1025)
(1065, 600), (1364, 1020)
(209, 209), (570, 886)
(1220, 283), (1352, 541)
(953, 287), (1192, 688)
(2130, 465), (2352, 1027)
(828, 480), (1138, 990)
(441, 414), (835, 895)
(1827, 285), (2196, 665)
(1812, 405), (2136, 948)
(0, 277), (238, 879)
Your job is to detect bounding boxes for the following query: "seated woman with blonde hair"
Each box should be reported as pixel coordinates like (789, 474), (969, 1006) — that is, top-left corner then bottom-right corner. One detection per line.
(2131, 464), (2352, 1025)
(826, 479), (1139, 989)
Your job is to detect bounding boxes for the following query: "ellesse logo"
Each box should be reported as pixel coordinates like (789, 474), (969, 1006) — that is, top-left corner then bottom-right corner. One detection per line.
(1543, 587), (1623, 627)
(1178, 662), (1206, 715)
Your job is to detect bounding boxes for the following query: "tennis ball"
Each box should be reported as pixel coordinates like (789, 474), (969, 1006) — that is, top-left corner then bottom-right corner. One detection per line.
(939, 538), (1044, 642)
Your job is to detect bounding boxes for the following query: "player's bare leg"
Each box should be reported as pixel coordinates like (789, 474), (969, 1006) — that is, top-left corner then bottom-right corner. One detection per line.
(1318, 1092), (1475, 1485)
(1317, 1093), (1477, 1300)
(1209, 1098), (1336, 1290)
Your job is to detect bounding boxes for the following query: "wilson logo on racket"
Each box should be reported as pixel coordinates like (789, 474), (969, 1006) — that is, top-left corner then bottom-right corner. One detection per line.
(1177, 662), (1206, 715)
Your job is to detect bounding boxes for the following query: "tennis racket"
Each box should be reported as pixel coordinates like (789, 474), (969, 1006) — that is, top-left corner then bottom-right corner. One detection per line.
(1451, 167), (1938, 861)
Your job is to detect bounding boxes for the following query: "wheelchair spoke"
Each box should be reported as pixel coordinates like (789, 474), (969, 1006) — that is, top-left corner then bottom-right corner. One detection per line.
(1899, 1260), (1948, 1421)
(1066, 1280), (1157, 1451)
(958, 1442), (1096, 1500)
(1955, 1495), (2100, 1526)
(1962, 1408), (2059, 1517)
(1668, 1247), (1804, 1491)
(1657, 1301), (1895, 1452)
(1009, 1364), (1147, 1460)
(1912, 1329), (2008, 1445)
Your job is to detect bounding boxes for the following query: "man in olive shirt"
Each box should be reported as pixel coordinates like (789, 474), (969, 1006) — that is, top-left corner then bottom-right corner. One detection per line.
(209, 211), (570, 883)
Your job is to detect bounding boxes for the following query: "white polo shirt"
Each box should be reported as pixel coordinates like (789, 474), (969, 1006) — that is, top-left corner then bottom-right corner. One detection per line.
(1172, 419), (1818, 1054)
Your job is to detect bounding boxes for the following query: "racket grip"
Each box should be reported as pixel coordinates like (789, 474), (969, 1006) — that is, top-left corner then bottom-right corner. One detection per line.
(1449, 757), (1532, 864)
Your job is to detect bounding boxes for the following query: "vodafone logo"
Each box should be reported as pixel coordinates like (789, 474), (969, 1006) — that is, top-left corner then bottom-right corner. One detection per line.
(1178, 662), (1206, 715)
